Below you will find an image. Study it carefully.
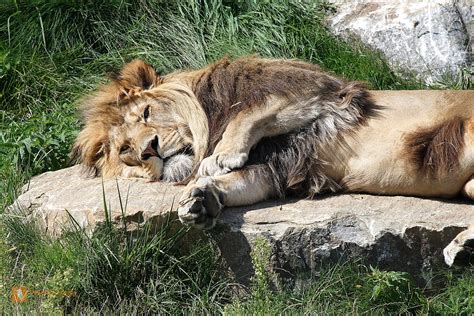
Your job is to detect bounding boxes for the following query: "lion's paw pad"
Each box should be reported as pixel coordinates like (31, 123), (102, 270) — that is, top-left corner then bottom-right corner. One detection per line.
(177, 180), (223, 230)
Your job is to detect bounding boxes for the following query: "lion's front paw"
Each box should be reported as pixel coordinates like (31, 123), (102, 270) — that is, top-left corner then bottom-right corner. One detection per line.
(177, 177), (224, 229)
(198, 152), (248, 177)
(443, 228), (474, 266)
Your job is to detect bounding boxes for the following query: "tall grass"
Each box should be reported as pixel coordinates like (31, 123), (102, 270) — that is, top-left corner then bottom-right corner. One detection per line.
(0, 0), (421, 207)
(0, 0), (472, 313)
(1, 183), (230, 313)
(2, 214), (472, 314)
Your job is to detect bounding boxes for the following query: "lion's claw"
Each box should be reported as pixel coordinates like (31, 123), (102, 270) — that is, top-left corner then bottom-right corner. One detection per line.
(198, 153), (248, 177)
(177, 178), (223, 229)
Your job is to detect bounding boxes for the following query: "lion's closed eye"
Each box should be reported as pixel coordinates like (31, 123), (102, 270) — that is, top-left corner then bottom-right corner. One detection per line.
(120, 144), (131, 155)
(143, 105), (150, 122)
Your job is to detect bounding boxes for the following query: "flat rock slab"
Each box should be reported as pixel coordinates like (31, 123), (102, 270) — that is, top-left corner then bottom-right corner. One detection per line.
(8, 166), (474, 284)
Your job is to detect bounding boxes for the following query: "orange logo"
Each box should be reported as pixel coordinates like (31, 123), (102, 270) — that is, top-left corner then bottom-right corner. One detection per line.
(11, 286), (28, 303)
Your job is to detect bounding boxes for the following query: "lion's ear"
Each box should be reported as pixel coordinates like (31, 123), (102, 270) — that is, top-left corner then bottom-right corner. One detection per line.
(112, 59), (161, 92)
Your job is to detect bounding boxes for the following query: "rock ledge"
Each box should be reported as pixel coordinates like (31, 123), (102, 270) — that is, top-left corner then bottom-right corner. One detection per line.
(8, 166), (474, 284)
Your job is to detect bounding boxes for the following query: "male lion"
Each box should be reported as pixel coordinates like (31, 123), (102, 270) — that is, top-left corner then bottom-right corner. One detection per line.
(71, 57), (474, 266)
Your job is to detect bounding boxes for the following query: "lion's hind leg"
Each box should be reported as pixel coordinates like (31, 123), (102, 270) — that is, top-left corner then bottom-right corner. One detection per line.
(444, 176), (474, 266)
(443, 176), (474, 266)
(444, 222), (474, 267)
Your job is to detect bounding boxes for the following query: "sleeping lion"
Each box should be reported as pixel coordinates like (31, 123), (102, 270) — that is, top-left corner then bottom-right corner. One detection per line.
(71, 57), (474, 266)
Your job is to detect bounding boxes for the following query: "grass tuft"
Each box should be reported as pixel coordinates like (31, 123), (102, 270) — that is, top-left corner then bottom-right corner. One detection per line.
(1, 202), (229, 313)
(1, 0), (472, 313)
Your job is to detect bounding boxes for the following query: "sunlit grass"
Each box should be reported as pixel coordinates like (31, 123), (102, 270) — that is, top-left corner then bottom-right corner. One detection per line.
(0, 0), (472, 313)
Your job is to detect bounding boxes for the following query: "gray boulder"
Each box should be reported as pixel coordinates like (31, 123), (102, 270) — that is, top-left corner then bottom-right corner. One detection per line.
(7, 165), (474, 284)
(327, 0), (472, 85)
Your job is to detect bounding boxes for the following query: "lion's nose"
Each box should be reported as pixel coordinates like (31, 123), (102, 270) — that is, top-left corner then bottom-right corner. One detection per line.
(141, 135), (160, 160)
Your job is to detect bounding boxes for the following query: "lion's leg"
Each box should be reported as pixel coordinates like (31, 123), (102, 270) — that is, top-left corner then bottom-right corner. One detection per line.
(178, 165), (276, 229)
(444, 221), (474, 266)
(443, 176), (474, 266)
(198, 96), (328, 176)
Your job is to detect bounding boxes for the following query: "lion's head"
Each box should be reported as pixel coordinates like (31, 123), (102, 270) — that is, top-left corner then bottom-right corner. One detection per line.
(71, 59), (209, 182)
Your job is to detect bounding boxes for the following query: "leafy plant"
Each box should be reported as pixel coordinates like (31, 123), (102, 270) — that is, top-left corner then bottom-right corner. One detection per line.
(363, 267), (424, 313)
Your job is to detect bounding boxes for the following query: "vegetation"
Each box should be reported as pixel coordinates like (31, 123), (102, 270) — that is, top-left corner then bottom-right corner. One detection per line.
(2, 218), (473, 314)
(0, 0), (471, 313)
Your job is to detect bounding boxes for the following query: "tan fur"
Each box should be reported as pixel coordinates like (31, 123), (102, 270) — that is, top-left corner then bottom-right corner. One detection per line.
(443, 217), (474, 266)
(329, 91), (474, 199)
(70, 60), (162, 176)
(71, 58), (473, 238)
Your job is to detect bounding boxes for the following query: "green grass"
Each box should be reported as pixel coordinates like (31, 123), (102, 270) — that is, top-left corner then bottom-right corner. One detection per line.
(1, 217), (473, 314)
(0, 0), (472, 313)
(1, 211), (230, 313)
(0, 0), (425, 208)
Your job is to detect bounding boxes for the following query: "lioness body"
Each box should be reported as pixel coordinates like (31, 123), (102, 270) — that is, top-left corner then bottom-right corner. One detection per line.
(71, 57), (474, 265)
